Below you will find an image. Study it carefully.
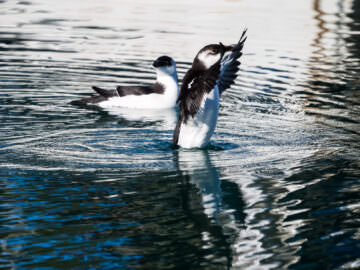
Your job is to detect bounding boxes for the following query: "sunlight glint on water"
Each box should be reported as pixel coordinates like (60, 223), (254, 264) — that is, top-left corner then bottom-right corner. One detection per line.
(1, 0), (360, 269)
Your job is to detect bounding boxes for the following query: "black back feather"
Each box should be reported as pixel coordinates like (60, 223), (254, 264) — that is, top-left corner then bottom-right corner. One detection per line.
(178, 63), (220, 123)
(173, 63), (220, 145)
(75, 83), (165, 105)
(117, 83), (164, 97)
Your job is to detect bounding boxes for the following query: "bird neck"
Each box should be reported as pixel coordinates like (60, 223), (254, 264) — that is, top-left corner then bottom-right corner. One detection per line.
(156, 70), (179, 97)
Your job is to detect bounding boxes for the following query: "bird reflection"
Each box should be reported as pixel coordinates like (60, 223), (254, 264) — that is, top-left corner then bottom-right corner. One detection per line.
(175, 149), (246, 268)
(73, 101), (178, 128)
(176, 150), (222, 222)
(104, 106), (177, 128)
(176, 149), (245, 225)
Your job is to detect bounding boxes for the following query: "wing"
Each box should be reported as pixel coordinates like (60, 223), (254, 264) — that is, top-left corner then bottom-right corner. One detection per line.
(91, 82), (164, 98)
(116, 83), (164, 97)
(176, 68), (197, 104)
(217, 29), (247, 96)
(173, 66), (220, 145)
(177, 65), (220, 123)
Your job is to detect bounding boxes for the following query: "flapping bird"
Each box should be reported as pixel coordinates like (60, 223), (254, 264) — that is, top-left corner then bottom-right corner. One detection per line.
(173, 30), (247, 148)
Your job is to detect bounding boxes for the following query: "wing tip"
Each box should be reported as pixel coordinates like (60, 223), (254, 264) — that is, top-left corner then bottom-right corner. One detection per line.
(232, 28), (247, 52)
(241, 28), (248, 39)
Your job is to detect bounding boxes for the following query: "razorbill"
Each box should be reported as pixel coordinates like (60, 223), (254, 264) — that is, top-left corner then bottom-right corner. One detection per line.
(173, 30), (247, 148)
(75, 56), (179, 109)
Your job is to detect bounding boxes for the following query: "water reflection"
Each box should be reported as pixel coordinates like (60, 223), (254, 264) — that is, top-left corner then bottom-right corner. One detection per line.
(92, 106), (177, 129)
(278, 149), (360, 270)
(177, 150), (223, 221)
(304, 0), (360, 135)
(176, 149), (250, 268)
(1, 0), (360, 269)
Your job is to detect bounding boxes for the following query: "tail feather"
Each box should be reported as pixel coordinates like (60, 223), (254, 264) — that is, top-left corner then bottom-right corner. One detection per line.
(92, 86), (116, 98)
(72, 95), (107, 105)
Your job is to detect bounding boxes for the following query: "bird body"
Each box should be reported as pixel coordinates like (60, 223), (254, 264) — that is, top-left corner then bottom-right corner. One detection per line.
(75, 56), (179, 109)
(175, 86), (219, 148)
(96, 72), (178, 109)
(173, 30), (247, 148)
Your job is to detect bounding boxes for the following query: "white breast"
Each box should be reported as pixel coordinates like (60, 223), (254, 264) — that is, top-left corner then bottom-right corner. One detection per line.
(177, 86), (220, 148)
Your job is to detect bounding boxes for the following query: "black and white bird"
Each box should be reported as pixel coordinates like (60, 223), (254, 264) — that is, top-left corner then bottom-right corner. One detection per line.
(75, 56), (179, 109)
(173, 30), (247, 148)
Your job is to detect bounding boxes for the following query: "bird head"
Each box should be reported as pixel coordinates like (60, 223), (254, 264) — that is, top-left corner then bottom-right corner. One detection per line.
(193, 42), (233, 70)
(153, 55), (177, 77)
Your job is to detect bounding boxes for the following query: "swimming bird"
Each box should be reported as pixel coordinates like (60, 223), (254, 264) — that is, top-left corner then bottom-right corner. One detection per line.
(75, 56), (179, 109)
(173, 30), (247, 148)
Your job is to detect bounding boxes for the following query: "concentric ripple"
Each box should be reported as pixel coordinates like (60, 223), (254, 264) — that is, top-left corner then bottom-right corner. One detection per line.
(1, 0), (360, 269)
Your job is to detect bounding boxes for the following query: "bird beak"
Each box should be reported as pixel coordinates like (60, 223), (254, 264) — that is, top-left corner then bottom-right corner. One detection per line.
(219, 42), (233, 53)
(153, 59), (161, 67)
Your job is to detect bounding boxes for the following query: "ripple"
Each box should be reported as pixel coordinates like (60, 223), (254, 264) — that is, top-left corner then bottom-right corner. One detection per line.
(1, 0), (360, 269)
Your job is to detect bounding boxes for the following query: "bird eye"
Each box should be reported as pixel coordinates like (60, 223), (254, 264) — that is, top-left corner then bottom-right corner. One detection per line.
(210, 48), (219, 54)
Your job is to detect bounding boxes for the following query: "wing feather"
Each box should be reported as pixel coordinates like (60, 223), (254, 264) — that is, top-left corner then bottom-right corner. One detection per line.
(177, 65), (220, 123)
(217, 29), (247, 95)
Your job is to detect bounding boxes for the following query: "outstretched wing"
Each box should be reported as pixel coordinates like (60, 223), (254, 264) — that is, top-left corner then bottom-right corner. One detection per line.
(217, 29), (247, 96)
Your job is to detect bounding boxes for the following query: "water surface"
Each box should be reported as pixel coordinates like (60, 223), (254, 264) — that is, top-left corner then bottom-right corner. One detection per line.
(1, 0), (360, 269)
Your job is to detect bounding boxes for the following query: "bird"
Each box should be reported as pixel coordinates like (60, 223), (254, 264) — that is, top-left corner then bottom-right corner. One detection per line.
(173, 30), (247, 148)
(75, 56), (179, 109)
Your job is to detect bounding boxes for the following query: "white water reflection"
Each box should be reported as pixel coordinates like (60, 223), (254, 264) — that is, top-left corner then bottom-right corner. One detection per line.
(1, 0), (360, 269)
(105, 106), (177, 128)
(177, 150), (222, 221)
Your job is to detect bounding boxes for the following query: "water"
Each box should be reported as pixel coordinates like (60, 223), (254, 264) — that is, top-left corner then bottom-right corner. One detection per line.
(1, 0), (360, 269)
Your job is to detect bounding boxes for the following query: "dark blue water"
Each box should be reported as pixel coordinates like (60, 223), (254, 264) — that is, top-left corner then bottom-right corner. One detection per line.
(1, 0), (360, 269)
